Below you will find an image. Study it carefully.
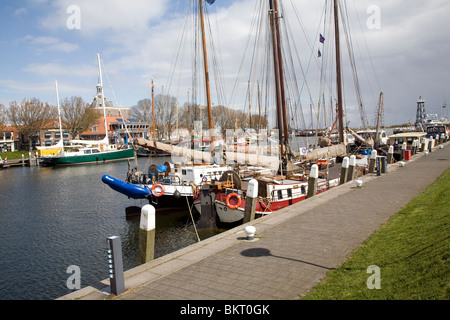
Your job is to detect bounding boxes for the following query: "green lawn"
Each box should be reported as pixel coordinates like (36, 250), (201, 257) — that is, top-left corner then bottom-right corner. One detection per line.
(0, 151), (30, 160)
(302, 168), (450, 300)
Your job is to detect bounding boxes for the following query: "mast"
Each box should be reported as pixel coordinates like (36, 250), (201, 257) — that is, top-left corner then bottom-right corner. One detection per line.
(97, 53), (109, 143)
(55, 80), (64, 146)
(151, 79), (156, 145)
(269, 0), (284, 155)
(272, 0), (289, 153)
(199, 0), (215, 153)
(333, 0), (344, 144)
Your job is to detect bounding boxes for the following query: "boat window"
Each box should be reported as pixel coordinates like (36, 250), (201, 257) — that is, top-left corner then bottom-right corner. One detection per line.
(277, 190), (283, 199)
(92, 149), (100, 153)
(182, 169), (187, 175)
(301, 185), (306, 194)
(84, 149), (92, 154)
(287, 189), (292, 198)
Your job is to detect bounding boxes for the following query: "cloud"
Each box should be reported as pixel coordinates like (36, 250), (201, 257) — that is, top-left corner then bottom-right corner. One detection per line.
(22, 63), (97, 78)
(21, 35), (79, 53)
(40, 0), (170, 33)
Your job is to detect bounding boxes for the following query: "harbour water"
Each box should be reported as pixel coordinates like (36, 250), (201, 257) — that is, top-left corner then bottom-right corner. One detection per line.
(0, 156), (215, 300)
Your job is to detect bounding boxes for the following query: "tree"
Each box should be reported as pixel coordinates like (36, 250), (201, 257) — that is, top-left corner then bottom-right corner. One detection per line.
(0, 104), (7, 131)
(60, 96), (101, 139)
(131, 99), (152, 123)
(154, 93), (177, 140)
(6, 98), (56, 150)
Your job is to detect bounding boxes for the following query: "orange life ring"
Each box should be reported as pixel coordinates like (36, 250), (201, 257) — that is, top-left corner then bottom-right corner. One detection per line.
(226, 193), (241, 210)
(151, 184), (165, 197)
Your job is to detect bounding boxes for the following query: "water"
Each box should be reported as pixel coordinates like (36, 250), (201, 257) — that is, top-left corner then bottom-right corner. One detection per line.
(0, 156), (214, 300)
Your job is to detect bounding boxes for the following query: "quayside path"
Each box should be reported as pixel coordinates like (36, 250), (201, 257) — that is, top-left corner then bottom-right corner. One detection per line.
(59, 142), (450, 300)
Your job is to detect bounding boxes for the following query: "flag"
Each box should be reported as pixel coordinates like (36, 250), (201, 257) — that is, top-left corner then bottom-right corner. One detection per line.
(319, 34), (325, 43)
(206, 0), (216, 4)
(318, 50), (322, 58)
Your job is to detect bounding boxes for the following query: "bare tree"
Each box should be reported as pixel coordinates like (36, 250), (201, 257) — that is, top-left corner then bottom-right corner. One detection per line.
(154, 94), (177, 140)
(6, 98), (56, 150)
(131, 99), (152, 123)
(0, 104), (7, 131)
(60, 96), (101, 139)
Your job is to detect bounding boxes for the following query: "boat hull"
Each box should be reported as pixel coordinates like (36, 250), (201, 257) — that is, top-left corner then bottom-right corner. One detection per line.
(211, 178), (340, 224)
(46, 148), (135, 166)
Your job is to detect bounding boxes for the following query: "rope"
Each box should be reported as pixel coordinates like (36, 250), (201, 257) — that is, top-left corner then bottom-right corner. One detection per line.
(185, 194), (200, 242)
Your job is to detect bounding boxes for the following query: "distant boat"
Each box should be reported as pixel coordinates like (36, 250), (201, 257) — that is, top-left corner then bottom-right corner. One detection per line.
(41, 54), (135, 167)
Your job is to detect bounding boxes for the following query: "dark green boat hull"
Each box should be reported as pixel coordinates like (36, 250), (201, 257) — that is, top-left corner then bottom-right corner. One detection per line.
(48, 148), (135, 167)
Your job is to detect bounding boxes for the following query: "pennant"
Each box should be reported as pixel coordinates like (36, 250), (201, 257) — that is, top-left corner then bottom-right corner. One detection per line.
(319, 34), (325, 43)
(318, 50), (322, 58)
(206, 0), (216, 4)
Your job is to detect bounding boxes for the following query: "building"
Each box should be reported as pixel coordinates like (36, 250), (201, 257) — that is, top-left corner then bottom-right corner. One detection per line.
(0, 125), (19, 152)
(38, 119), (72, 147)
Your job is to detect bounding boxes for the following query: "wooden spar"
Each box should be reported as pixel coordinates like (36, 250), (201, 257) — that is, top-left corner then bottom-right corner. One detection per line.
(333, 0), (344, 144)
(272, 0), (289, 153)
(269, 0), (284, 155)
(374, 92), (384, 148)
(151, 79), (156, 145)
(198, 0), (215, 153)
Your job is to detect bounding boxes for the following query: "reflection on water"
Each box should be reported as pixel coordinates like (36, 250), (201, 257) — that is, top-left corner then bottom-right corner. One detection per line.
(0, 156), (220, 300)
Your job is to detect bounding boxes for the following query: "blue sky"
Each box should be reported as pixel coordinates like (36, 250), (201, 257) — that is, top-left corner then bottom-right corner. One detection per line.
(1, 0), (449, 127)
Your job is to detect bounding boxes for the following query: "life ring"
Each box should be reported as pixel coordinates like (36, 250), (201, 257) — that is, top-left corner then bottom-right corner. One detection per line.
(151, 184), (165, 197)
(226, 193), (241, 210)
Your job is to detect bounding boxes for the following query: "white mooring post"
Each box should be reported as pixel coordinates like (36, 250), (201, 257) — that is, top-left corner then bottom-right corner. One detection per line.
(340, 157), (349, 185)
(243, 179), (258, 223)
(307, 164), (319, 199)
(387, 145), (394, 164)
(138, 204), (156, 265)
(368, 150), (377, 173)
(347, 155), (356, 182)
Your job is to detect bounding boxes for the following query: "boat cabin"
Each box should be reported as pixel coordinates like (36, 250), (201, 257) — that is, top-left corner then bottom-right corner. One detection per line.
(388, 132), (427, 150)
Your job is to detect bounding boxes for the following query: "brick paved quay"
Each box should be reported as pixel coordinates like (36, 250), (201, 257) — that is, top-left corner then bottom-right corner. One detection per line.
(59, 142), (450, 301)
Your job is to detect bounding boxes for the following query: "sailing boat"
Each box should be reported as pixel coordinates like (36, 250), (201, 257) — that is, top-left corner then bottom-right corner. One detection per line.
(102, 0), (234, 205)
(37, 80), (65, 159)
(43, 54), (135, 167)
(211, 0), (346, 224)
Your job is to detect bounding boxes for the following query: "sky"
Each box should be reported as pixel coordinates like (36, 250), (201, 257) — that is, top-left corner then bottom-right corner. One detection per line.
(0, 0), (449, 128)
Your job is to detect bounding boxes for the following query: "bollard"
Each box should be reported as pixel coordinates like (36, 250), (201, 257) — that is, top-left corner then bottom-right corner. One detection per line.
(346, 155), (356, 182)
(420, 138), (426, 152)
(22, 154), (25, 167)
(440, 133), (445, 144)
(387, 145), (394, 164)
(138, 204), (156, 265)
(368, 150), (377, 173)
(307, 164), (318, 198)
(243, 179), (258, 223)
(411, 139), (417, 155)
(244, 226), (256, 240)
(428, 137), (433, 152)
(400, 142), (407, 161)
(340, 157), (349, 185)
(435, 134), (440, 145)
(106, 236), (125, 296)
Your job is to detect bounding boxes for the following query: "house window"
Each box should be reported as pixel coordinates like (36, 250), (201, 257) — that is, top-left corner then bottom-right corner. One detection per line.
(45, 132), (52, 138)
(92, 126), (98, 133)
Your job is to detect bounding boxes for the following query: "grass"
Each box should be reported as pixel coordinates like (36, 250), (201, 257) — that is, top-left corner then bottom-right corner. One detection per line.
(302, 167), (450, 300)
(0, 151), (30, 160)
